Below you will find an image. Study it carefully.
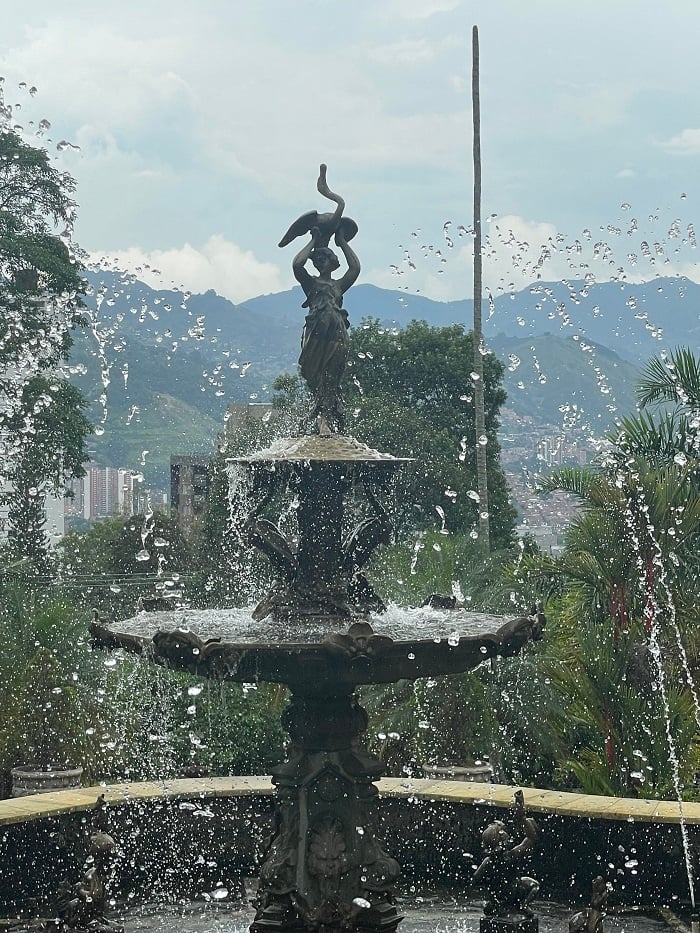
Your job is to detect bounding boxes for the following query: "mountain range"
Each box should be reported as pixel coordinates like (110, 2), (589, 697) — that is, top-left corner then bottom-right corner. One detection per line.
(68, 271), (699, 482)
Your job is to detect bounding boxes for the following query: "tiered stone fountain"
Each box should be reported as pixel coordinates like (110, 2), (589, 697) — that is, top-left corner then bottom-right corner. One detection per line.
(91, 165), (543, 933)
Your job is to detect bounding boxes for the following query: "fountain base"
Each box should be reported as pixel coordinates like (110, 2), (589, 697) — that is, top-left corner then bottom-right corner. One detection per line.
(251, 689), (401, 933)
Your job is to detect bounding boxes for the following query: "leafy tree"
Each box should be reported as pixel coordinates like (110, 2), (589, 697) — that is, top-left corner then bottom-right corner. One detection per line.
(57, 512), (191, 617)
(605, 347), (699, 488)
(1, 376), (91, 569)
(0, 122), (90, 567)
(110, 509), (190, 577)
(343, 320), (516, 547)
(550, 608), (697, 798)
(59, 517), (132, 614)
(0, 585), (96, 788)
(0, 126), (84, 382)
(413, 671), (497, 767)
(636, 346), (700, 411)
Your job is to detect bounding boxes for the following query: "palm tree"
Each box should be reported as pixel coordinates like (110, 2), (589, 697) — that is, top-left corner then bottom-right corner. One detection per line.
(636, 347), (700, 410)
(519, 347), (700, 795)
(611, 347), (700, 474)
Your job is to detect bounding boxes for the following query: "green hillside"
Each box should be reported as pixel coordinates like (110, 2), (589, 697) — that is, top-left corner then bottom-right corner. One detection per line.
(66, 275), (672, 483)
(492, 333), (641, 428)
(87, 393), (219, 486)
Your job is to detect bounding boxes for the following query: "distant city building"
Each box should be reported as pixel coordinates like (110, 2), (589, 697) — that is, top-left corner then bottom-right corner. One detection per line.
(170, 454), (212, 538)
(536, 433), (590, 469)
(516, 522), (562, 556)
(65, 462), (146, 521)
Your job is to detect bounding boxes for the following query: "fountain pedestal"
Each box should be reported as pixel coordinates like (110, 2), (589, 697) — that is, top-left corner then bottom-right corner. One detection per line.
(252, 688), (401, 933)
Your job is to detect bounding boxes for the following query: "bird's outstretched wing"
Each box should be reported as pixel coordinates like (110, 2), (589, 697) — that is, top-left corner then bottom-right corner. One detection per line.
(279, 212), (358, 248)
(278, 211), (320, 248)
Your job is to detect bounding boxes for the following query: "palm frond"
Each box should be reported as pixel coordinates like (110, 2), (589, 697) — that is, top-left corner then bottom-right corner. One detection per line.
(536, 467), (599, 499)
(636, 347), (700, 410)
(612, 411), (698, 468)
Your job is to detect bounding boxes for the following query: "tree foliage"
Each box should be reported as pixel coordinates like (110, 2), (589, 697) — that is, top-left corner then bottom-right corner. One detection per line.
(2, 376), (91, 567)
(513, 350), (700, 797)
(0, 124), (90, 566)
(343, 320), (516, 547)
(58, 512), (192, 617)
(0, 128), (84, 373)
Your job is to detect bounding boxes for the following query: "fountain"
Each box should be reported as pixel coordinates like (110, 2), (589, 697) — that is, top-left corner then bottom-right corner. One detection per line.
(91, 164), (546, 932)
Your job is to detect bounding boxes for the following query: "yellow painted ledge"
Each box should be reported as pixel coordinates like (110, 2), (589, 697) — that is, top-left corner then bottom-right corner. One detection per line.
(0, 778), (698, 827)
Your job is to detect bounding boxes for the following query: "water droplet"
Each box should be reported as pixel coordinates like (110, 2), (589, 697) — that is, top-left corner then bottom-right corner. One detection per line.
(353, 898), (371, 910)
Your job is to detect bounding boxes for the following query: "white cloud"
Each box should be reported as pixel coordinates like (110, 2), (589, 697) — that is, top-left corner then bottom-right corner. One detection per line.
(659, 128), (700, 156)
(97, 236), (285, 304)
(2, 21), (194, 132)
(364, 212), (700, 303)
(384, 0), (462, 19)
(554, 82), (636, 130)
(366, 38), (446, 66)
(616, 168), (637, 178)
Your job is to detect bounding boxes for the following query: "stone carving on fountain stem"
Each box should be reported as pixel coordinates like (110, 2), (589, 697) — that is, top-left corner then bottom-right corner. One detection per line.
(246, 461), (393, 623)
(252, 690), (401, 933)
(279, 163), (360, 436)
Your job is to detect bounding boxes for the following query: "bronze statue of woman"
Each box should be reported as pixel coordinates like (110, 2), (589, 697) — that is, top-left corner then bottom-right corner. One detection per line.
(279, 165), (360, 434)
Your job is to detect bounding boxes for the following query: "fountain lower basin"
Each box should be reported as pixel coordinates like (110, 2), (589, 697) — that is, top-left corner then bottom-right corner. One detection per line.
(0, 780), (694, 917)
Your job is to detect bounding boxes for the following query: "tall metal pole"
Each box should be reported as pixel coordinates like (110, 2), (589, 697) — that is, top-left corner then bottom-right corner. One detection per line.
(472, 24), (490, 550)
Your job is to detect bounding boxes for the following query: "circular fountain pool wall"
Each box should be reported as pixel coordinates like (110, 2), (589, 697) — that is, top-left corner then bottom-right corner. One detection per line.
(0, 778), (695, 916)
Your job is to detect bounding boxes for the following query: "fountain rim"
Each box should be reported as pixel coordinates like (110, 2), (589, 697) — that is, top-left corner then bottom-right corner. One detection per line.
(225, 431), (414, 464)
(0, 778), (696, 828)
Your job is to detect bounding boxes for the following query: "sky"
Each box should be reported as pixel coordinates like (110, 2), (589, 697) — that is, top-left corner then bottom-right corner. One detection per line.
(3, 0), (700, 304)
